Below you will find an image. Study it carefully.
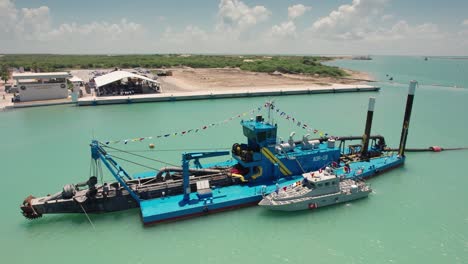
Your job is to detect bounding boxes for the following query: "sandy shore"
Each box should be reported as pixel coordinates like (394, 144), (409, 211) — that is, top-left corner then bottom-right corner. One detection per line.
(69, 67), (373, 94)
(0, 66), (374, 110)
(156, 67), (374, 93)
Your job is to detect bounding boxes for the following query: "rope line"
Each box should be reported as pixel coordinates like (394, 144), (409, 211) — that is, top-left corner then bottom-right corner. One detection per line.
(98, 159), (104, 184)
(77, 202), (96, 230)
(106, 147), (230, 153)
(101, 143), (178, 167)
(108, 154), (161, 171)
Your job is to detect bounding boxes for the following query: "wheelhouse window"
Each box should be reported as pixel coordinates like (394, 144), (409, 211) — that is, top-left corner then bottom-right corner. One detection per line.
(257, 132), (266, 142)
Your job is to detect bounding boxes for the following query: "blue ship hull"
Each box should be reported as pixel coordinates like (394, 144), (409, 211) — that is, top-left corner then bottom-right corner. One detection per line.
(140, 155), (405, 225)
(141, 177), (302, 224)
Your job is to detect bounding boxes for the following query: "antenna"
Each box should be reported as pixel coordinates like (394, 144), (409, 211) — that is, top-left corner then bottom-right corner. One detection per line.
(267, 99), (275, 124)
(267, 100), (271, 123)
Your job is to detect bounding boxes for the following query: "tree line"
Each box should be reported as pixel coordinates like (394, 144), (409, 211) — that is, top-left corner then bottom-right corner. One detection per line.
(0, 54), (346, 78)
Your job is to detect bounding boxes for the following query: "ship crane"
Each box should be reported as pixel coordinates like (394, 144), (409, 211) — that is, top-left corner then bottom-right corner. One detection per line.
(180, 151), (230, 203)
(91, 140), (141, 203)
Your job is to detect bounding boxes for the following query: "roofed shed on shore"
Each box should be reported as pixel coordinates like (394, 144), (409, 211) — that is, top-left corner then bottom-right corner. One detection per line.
(93, 71), (161, 97)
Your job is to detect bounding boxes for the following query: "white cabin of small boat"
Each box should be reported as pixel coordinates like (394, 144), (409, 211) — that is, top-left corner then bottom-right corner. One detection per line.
(302, 168), (340, 194)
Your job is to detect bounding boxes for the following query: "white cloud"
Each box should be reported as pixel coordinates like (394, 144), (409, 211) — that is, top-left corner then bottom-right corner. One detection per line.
(288, 4), (311, 20)
(368, 20), (442, 41)
(15, 6), (51, 40)
(457, 28), (468, 46)
(269, 21), (297, 38)
(48, 19), (144, 40)
(0, 1), (52, 40)
(311, 0), (388, 40)
(381, 14), (393, 21)
(268, 4), (310, 39)
(0, 0), (18, 34)
(154, 0), (273, 53)
(162, 25), (208, 44)
(45, 19), (146, 53)
(0, 0), (466, 55)
(309, 0), (442, 43)
(0, 1), (52, 38)
(217, 0), (270, 32)
(0, 0), (146, 53)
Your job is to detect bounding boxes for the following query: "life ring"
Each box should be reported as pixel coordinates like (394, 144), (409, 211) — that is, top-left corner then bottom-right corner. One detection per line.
(20, 86), (26, 90)
(331, 161), (338, 168)
(60, 84), (66, 88)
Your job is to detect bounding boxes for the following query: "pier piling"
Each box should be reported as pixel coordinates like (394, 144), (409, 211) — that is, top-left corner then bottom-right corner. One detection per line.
(398, 81), (417, 157)
(361, 97), (376, 160)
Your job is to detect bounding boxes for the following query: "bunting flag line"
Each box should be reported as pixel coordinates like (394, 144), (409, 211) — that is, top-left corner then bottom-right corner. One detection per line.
(104, 101), (335, 145)
(104, 105), (264, 145)
(264, 101), (335, 139)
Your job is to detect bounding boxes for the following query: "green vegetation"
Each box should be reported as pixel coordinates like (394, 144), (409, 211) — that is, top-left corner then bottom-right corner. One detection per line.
(0, 54), (346, 77)
(1, 64), (9, 83)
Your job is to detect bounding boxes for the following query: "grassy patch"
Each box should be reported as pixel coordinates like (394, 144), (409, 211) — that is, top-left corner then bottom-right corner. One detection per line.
(0, 54), (346, 77)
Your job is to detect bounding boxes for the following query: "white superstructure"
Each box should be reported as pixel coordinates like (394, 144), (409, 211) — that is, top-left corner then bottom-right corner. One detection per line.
(13, 72), (72, 102)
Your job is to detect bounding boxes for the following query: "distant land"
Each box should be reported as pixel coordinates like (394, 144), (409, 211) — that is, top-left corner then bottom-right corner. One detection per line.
(0, 54), (347, 78)
(431, 56), (468, 60)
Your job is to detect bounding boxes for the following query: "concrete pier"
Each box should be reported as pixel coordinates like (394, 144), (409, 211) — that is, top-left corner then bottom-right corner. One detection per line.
(77, 84), (380, 106)
(2, 98), (73, 110)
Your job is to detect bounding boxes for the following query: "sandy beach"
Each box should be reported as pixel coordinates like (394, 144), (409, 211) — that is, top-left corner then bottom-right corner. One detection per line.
(0, 66), (374, 110)
(72, 67), (373, 93)
(157, 67), (373, 93)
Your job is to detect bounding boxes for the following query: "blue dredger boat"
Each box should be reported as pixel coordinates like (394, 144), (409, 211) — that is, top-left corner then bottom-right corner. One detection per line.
(21, 81), (417, 225)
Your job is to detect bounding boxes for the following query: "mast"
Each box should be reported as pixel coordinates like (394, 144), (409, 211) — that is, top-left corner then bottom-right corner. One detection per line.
(267, 100), (274, 124)
(398, 81), (417, 157)
(91, 140), (141, 203)
(182, 153), (191, 202)
(361, 97), (376, 160)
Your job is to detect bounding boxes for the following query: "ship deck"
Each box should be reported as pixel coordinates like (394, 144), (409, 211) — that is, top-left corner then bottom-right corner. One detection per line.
(341, 154), (404, 179)
(140, 176), (303, 224)
(140, 154), (403, 224)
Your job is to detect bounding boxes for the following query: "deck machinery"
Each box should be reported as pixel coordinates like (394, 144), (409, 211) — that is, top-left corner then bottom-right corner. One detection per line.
(21, 81), (418, 225)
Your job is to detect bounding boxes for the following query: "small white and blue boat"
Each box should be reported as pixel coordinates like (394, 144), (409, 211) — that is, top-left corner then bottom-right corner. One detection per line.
(259, 168), (371, 211)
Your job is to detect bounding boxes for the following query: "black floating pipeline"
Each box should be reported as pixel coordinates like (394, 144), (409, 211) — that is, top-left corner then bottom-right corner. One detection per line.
(386, 146), (468, 153)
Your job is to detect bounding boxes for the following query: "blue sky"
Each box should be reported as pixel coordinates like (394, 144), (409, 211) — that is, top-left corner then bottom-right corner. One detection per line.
(2, 0), (468, 55)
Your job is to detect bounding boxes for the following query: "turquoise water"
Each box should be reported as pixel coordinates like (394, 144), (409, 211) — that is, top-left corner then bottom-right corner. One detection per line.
(326, 56), (468, 88)
(1, 56), (468, 263)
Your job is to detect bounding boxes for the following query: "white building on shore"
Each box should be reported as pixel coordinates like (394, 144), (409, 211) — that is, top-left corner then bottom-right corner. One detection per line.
(12, 72), (72, 102)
